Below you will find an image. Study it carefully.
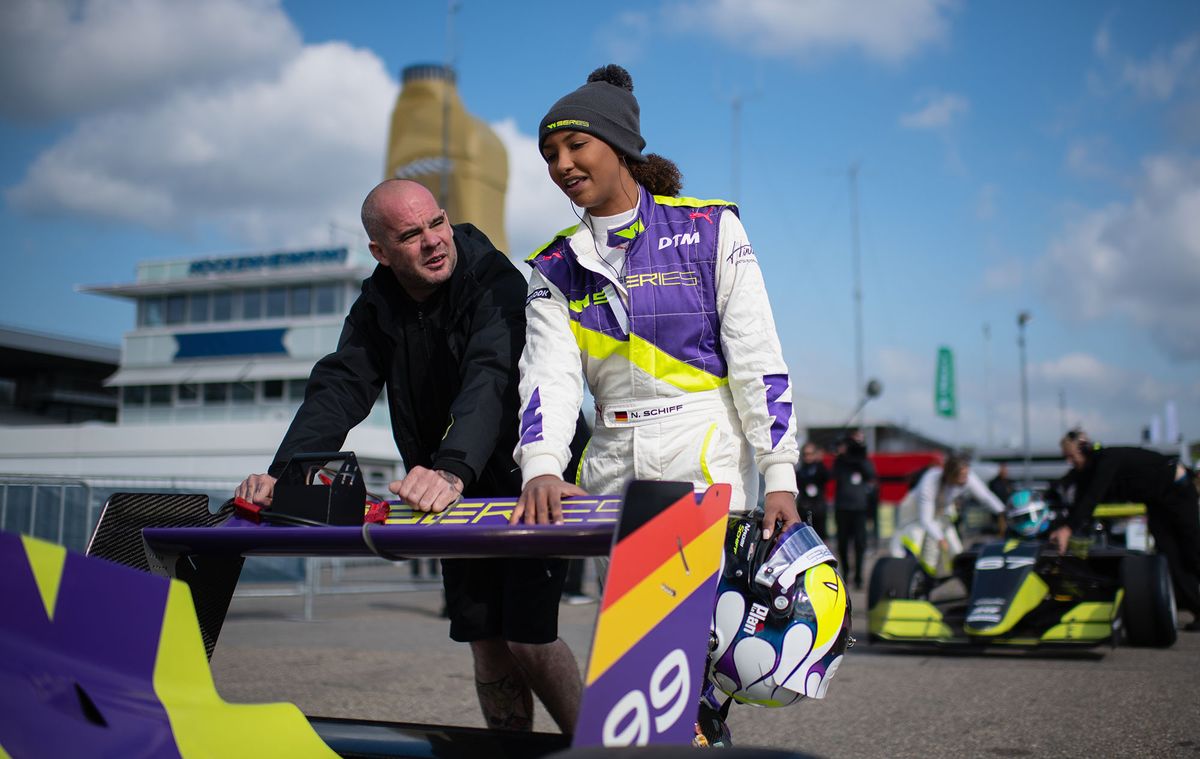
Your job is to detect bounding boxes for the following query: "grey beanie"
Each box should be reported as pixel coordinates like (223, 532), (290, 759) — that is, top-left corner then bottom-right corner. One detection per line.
(538, 65), (648, 163)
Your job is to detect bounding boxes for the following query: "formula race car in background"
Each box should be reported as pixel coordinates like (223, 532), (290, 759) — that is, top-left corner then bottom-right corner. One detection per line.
(868, 491), (1177, 649)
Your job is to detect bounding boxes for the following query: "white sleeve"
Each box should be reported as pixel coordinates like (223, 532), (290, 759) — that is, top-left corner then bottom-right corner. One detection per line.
(967, 471), (1007, 514)
(917, 469), (944, 542)
(715, 211), (799, 495)
(514, 268), (585, 486)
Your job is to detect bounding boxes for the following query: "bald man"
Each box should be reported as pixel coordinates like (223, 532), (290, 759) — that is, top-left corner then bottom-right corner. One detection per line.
(237, 179), (584, 733)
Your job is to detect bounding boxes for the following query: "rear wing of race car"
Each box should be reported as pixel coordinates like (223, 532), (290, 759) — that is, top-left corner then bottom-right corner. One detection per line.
(7, 469), (733, 755)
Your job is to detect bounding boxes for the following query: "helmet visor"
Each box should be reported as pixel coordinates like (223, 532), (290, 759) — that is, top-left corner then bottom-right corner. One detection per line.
(753, 523), (836, 596)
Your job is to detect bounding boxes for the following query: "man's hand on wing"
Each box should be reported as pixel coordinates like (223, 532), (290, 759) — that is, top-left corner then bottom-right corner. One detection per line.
(762, 490), (802, 540)
(391, 466), (463, 513)
(512, 475), (587, 525)
(235, 473), (277, 506)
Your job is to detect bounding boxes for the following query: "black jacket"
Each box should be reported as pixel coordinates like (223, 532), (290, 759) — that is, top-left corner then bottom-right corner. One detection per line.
(832, 453), (876, 512)
(1065, 446), (1178, 533)
(270, 224), (530, 497)
(795, 461), (830, 507)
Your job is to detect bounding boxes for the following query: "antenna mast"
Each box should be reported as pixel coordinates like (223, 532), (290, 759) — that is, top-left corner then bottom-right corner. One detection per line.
(440, 0), (459, 208)
(849, 162), (864, 405)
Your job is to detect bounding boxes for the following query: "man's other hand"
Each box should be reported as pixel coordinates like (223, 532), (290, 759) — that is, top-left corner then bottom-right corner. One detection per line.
(512, 475), (587, 525)
(762, 491), (802, 540)
(1048, 525), (1071, 555)
(391, 466), (463, 513)
(235, 474), (277, 506)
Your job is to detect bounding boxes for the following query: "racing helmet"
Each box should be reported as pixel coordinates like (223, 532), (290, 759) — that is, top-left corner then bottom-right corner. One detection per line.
(1007, 489), (1051, 538)
(705, 517), (851, 709)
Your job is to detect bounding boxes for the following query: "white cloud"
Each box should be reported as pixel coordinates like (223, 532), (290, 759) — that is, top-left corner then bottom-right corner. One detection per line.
(1033, 352), (1117, 390)
(899, 91), (969, 129)
(491, 119), (580, 259)
(1093, 16), (1112, 59)
(1089, 24), (1200, 103)
(976, 183), (997, 220)
(981, 260), (1022, 292)
(672, 0), (955, 64)
(1120, 34), (1200, 101)
(1064, 137), (1117, 181)
(0, 0), (301, 121)
(1029, 351), (1198, 441)
(1034, 154), (1200, 361)
(604, 12), (654, 66)
(7, 43), (397, 247)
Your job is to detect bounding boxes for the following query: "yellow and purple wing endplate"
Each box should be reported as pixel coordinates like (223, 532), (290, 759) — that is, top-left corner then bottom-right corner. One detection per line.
(573, 482), (730, 748)
(0, 530), (337, 758)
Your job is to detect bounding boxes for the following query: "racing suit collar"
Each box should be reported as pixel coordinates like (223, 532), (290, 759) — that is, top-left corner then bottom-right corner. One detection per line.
(603, 185), (646, 248)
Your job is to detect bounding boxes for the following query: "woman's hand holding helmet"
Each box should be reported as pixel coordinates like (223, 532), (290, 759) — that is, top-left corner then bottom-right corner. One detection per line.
(761, 490), (802, 540)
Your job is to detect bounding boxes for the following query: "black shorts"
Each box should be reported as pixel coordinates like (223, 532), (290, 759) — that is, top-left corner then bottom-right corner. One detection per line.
(441, 557), (567, 644)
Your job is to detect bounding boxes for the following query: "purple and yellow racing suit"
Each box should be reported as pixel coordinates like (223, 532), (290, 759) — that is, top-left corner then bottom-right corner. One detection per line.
(515, 188), (798, 511)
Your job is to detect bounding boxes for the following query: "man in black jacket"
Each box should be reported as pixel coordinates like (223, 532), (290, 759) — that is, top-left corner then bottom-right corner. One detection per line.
(236, 179), (583, 732)
(1050, 430), (1200, 630)
(832, 431), (876, 589)
(795, 442), (830, 541)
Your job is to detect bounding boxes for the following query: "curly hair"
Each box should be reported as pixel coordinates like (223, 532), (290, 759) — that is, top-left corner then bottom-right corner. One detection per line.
(629, 153), (683, 197)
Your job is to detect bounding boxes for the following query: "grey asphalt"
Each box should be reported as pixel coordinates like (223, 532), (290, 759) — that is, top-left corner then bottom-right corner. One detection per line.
(210, 558), (1200, 759)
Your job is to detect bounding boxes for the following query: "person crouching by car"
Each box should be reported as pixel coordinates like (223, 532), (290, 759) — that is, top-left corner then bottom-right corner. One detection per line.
(1050, 429), (1200, 631)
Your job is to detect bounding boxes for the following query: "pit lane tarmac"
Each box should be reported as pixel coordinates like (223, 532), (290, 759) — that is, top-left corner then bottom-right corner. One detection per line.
(210, 556), (1200, 759)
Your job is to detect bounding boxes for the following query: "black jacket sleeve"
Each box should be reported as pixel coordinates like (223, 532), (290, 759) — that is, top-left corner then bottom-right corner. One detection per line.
(268, 296), (387, 478)
(429, 252), (527, 490)
(1067, 455), (1119, 533)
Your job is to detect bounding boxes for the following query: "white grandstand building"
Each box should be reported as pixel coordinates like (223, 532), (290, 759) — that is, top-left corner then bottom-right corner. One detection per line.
(0, 245), (403, 491)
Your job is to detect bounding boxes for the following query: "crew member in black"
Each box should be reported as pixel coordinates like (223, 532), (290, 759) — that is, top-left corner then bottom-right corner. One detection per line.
(1050, 429), (1200, 630)
(236, 179), (586, 731)
(795, 442), (831, 541)
(988, 462), (1014, 506)
(832, 431), (877, 589)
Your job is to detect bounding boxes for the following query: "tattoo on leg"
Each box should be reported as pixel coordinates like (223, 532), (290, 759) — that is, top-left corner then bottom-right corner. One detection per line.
(476, 670), (533, 731)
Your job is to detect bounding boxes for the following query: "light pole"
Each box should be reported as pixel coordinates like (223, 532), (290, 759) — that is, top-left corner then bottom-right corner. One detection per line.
(840, 378), (883, 433)
(1017, 311), (1032, 485)
(849, 163), (864, 406)
(983, 322), (994, 447)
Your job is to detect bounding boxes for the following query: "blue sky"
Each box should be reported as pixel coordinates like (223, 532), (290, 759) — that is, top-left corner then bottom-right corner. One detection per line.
(1, 0), (1197, 450)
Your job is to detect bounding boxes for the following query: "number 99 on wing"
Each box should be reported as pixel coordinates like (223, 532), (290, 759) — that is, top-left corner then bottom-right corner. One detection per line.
(601, 649), (692, 746)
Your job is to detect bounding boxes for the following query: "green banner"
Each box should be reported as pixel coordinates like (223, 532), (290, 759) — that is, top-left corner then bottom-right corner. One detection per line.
(935, 346), (956, 418)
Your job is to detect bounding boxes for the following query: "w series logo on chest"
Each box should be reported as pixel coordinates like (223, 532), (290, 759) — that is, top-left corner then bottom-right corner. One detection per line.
(625, 270), (699, 289)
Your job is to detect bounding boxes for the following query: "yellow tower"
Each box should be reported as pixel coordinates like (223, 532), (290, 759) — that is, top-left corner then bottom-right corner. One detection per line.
(385, 64), (509, 254)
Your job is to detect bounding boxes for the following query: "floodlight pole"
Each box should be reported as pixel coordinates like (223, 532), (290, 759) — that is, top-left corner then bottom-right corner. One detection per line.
(1018, 311), (1032, 486)
(983, 322), (994, 447)
(731, 93), (742, 201)
(440, 0), (460, 208)
(849, 163), (864, 406)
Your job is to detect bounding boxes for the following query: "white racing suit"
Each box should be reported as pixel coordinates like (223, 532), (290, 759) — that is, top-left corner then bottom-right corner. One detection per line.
(515, 189), (799, 511)
(892, 467), (1006, 575)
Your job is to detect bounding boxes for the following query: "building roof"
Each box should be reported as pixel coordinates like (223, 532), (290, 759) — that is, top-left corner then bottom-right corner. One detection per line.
(81, 246), (377, 299)
(0, 324), (119, 371)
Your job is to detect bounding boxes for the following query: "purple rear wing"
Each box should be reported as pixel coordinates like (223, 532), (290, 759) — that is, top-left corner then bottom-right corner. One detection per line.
(0, 530), (336, 758)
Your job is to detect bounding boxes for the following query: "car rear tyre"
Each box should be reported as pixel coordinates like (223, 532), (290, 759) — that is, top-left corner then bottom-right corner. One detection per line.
(868, 555), (920, 609)
(1121, 554), (1178, 648)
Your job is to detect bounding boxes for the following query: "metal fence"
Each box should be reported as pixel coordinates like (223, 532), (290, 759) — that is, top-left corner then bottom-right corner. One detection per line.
(0, 475), (437, 620)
